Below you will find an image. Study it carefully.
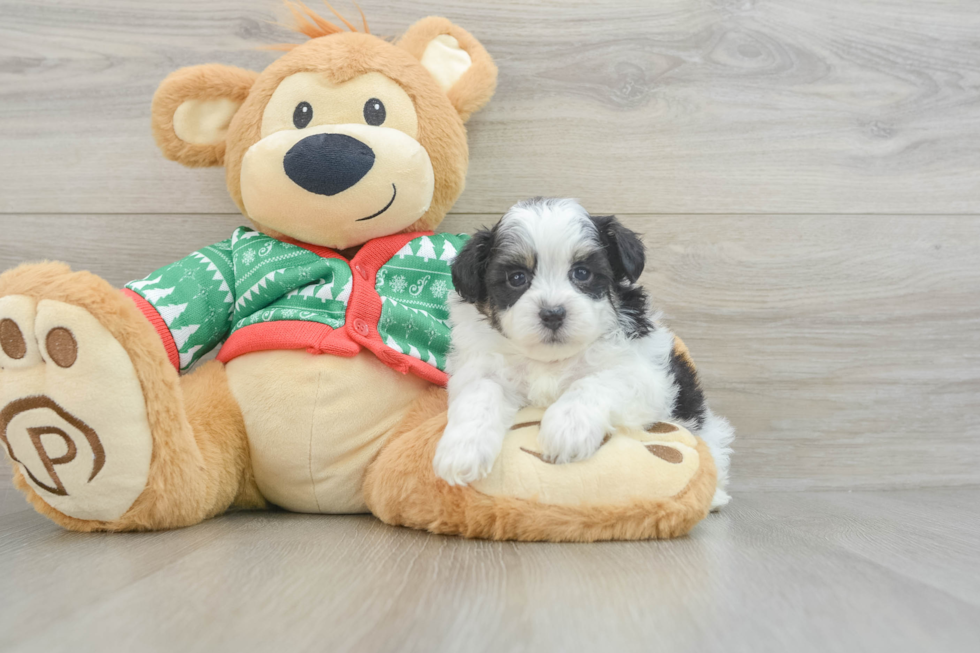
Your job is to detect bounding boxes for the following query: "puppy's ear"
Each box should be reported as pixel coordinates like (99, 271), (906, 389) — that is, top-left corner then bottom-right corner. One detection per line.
(452, 226), (496, 303)
(593, 215), (645, 283)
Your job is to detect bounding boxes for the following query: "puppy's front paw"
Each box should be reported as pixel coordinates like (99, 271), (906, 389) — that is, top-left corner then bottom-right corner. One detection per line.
(538, 401), (608, 464)
(432, 425), (501, 486)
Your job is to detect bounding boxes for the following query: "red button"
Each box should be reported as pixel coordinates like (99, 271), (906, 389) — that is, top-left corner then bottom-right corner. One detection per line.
(354, 264), (369, 280)
(353, 318), (369, 337)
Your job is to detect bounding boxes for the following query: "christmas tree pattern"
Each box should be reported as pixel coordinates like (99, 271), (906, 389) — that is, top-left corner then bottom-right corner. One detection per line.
(126, 239), (235, 372)
(374, 233), (468, 371)
(126, 228), (469, 375)
(126, 227), (353, 371)
(230, 229), (351, 332)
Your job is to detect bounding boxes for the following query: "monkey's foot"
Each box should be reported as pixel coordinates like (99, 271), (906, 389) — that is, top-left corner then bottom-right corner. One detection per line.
(0, 295), (153, 522)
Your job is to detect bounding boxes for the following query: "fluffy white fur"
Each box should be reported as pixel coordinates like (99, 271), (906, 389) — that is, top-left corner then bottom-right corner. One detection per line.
(434, 198), (734, 509)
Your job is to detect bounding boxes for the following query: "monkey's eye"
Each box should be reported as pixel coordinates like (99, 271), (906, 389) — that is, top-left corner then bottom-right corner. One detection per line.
(507, 271), (528, 288)
(363, 98), (386, 126)
(571, 265), (592, 282)
(293, 102), (313, 129)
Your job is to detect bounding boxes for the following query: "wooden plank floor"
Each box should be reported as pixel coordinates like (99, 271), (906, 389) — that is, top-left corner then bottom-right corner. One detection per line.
(1, 484), (978, 653)
(2, 0), (980, 650)
(2, 0), (980, 215)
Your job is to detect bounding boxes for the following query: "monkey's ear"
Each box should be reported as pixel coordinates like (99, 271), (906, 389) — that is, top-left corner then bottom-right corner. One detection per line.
(398, 17), (498, 122)
(593, 215), (646, 284)
(151, 64), (258, 168)
(451, 226), (497, 304)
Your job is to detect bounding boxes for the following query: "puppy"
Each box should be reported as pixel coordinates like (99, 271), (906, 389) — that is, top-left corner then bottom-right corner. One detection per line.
(433, 198), (734, 509)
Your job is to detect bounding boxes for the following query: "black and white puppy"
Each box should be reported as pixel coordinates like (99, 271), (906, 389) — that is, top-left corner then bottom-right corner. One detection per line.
(433, 197), (734, 509)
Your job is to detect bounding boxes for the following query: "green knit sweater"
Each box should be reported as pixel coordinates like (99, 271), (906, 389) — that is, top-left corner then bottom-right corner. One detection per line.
(124, 227), (467, 385)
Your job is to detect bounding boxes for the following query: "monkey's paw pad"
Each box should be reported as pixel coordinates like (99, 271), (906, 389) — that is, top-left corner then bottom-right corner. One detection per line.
(472, 407), (703, 506)
(0, 296), (152, 521)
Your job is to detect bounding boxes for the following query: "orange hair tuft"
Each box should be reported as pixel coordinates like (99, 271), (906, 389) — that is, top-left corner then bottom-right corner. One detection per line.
(282, 1), (369, 39)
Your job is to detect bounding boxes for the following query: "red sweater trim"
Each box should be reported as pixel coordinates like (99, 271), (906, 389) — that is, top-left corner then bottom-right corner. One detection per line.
(344, 232), (450, 387)
(122, 288), (180, 370)
(216, 320), (360, 363)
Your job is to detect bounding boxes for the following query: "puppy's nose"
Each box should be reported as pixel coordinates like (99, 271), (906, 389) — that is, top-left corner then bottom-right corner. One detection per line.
(283, 133), (375, 196)
(539, 305), (566, 331)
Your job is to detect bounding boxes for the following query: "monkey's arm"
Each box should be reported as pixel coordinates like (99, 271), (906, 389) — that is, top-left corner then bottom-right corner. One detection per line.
(123, 235), (236, 373)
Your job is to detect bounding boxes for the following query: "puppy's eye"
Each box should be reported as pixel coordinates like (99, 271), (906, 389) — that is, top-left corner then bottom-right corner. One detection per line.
(363, 98), (386, 126)
(507, 271), (527, 288)
(293, 102), (313, 129)
(571, 266), (592, 282)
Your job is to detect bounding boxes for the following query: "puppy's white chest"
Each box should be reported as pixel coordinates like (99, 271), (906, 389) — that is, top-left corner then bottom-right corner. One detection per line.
(521, 364), (572, 407)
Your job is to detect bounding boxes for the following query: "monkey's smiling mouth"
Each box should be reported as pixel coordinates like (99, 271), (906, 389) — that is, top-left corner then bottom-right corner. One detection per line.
(356, 183), (397, 222)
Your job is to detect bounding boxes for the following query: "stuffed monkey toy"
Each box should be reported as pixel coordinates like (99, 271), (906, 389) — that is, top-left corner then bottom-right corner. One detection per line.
(0, 5), (716, 541)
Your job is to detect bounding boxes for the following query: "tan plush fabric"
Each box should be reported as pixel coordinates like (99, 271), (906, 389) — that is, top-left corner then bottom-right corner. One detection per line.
(226, 349), (429, 513)
(363, 389), (717, 542)
(152, 64), (258, 167)
(397, 17), (498, 122)
(222, 31), (469, 236)
(172, 98), (242, 145)
(259, 71), (420, 139)
(151, 17), (497, 241)
(239, 122), (435, 250)
(239, 69), (435, 248)
(471, 408), (702, 507)
(420, 35), (473, 92)
(0, 297), (153, 521)
(0, 264), (256, 531)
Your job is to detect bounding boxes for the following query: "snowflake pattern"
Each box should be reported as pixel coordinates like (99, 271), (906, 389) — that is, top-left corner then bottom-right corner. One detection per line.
(241, 249), (256, 266)
(389, 274), (408, 294)
(281, 309), (296, 318)
(370, 234), (468, 373)
(430, 279), (449, 299)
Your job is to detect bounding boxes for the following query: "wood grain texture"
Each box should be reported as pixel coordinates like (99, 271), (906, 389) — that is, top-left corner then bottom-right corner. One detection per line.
(1, 485), (978, 653)
(757, 489), (980, 608)
(2, 212), (979, 490)
(1, 0), (980, 214)
(3, 3), (980, 650)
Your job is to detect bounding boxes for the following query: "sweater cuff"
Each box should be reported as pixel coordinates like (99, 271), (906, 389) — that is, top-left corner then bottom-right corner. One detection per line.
(121, 288), (180, 371)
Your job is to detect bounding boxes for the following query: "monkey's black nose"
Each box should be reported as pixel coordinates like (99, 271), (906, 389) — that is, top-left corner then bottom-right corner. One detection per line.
(539, 306), (566, 331)
(283, 133), (375, 196)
